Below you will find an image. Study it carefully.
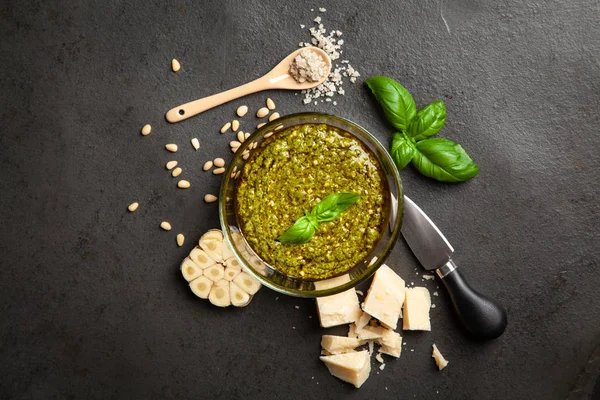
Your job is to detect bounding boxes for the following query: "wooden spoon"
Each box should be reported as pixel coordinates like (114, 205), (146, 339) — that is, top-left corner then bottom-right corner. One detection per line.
(165, 47), (332, 123)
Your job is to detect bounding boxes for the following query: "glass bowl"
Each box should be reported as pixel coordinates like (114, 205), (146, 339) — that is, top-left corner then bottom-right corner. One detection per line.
(219, 112), (403, 298)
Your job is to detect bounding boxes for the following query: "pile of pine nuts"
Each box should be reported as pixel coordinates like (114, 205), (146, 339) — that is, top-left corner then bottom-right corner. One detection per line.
(128, 90), (284, 247)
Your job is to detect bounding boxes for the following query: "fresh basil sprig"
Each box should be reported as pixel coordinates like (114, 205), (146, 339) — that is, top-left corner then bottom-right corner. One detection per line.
(366, 76), (479, 182)
(277, 193), (360, 245)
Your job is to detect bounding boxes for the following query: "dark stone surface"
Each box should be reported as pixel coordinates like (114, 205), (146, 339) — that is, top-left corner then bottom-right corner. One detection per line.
(1, 0), (599, 399)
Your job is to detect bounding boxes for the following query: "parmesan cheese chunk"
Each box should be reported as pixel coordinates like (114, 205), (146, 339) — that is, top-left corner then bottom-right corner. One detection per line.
(356, 325), (385, 341)
(354, 311), (371, 333)
(320, 350), (371, 388)
(316, 287), (362, 328)
(377, 329), (402, 358)
(432, 344), (449, 370)
(403, 287), (432, 331)
(362, 264), (406, 329)
(321, 335), (361, 355)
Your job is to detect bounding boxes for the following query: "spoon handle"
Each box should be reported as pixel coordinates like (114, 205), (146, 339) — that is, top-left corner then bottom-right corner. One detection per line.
(165, 78), (266, 123)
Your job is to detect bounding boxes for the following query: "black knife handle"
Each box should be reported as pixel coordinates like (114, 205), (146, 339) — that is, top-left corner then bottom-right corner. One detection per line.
(439, 262), (507, 340)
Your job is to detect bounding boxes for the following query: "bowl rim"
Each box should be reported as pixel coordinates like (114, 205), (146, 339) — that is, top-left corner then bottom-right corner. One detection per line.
(219, 112), (403, 298)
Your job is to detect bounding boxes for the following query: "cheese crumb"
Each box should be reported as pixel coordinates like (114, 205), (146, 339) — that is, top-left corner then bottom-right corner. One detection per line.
(423, 274), (436, 280)
(319, 7), (326, 12)
(432, 344), (449, 370)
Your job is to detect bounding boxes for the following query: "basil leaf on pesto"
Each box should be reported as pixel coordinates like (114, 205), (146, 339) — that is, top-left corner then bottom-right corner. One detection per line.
(365, 76), (416, 131)
(390, 132), (416, 170)
(407, 100), (446, 141)
(412, 138), (479, 182)
(312, 192), (361, 222)
(277, 215), (318, 244)
(278, 193), (361, 244)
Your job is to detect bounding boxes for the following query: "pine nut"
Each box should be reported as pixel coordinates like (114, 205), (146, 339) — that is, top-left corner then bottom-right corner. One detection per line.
(264, 132), (274, 138)
(213, 158), (225, 167)
(231, 147), (238, 153)
(128, 202), (139, 212)
(235, 171), (241, 179)
(244, 132), (250, 140)
(165, 144), (178, 152)
(141, 124), (151, 136)
(171, 59), (180, 72)
(191, 138), (200, 150)
(172, 167), (182, 177)
(166, 161), (178, 170)
(256, 107), (269, 118)
(177, 180), (190, 189)
(266, 98), (276, 110)
(257, 122), (266, 129)
(231, 120), (240, 131)
(237, 131), (245, 142)
(160, 221), (172, 231)
(274, 124), (284, 131)
(220, 122), (231, 133)
(213, 167), (225, 175)
(269, 112), (280, 122)
(236, 105), (248, 117)
(252, 142), (258, 149)
(230, 140), (241, 148)
(203, 161), (213, 171)
(204, 194), (218, 203)
(242, 153), (250, 160)
(176, 234), (185, 247)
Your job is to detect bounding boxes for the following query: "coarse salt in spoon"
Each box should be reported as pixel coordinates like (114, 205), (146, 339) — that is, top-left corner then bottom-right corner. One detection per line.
(165, 47), (332, 123)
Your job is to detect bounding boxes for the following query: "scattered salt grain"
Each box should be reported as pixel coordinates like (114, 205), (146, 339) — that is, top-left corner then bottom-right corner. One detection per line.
(295, 305), (300, 309)
(297, 13), (360, 105)
(433, 291), (439, 296)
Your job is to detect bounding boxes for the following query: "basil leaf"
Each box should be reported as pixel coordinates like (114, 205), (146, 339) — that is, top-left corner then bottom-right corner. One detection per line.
(278, 193), (360, 244)
(412, 138), (479, 182)
(277, 215), (318, 244)
(408, 100), (446, 141)
(365, 76), (416, 131)
(390, 132), (416, 170)
(312, 192), (361, 222)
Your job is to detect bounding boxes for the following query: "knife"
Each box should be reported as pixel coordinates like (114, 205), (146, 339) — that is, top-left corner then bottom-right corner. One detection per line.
(401, 195), (507, 340)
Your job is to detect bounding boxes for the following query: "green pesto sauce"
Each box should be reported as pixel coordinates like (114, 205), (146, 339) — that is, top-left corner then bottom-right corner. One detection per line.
(236, 123), (387, 280)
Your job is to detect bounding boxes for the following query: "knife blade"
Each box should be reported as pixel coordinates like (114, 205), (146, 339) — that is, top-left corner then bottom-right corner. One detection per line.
(401, 195), (507, 340)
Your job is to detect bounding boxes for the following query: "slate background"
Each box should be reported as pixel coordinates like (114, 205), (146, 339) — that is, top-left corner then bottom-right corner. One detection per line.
(1, 0), (599, 399)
